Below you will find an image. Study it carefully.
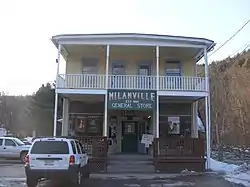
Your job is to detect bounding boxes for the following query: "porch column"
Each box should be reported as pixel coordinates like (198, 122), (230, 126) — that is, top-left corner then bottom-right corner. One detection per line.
(204, 47), (211, 169)
(191, 101), (198, 138)
(103, 45), (110, 136)
(156, 46), (160, 138)
(62, 98), (69, 136)
(53, 44), (61, 136)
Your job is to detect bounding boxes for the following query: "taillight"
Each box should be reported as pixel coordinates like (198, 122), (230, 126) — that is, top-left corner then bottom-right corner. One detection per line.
(69, 155), (75, 165)
(25, 155), (30, 166)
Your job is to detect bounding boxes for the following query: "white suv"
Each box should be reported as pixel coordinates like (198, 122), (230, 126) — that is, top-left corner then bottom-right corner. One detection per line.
(25, 137), (89, 187)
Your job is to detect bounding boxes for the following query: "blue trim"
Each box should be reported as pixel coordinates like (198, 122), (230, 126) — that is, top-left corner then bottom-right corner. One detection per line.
(137, 61), (152, 75)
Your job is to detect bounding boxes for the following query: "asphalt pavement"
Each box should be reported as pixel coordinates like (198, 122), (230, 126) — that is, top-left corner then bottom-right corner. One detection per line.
(0, 160), (245, 187)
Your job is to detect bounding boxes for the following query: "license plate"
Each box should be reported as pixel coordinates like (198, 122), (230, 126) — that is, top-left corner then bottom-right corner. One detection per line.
(44, 160), (54, 165)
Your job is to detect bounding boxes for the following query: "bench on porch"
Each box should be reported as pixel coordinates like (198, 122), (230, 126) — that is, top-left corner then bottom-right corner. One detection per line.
(153, 137), (205, 173)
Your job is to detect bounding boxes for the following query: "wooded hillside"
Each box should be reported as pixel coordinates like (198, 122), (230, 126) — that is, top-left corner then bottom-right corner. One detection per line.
(199, 49), (250, 146)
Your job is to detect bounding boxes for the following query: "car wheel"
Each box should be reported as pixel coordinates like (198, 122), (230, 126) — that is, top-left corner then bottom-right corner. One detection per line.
(20, 152), (28, 163)
(26, 176), (38, 187)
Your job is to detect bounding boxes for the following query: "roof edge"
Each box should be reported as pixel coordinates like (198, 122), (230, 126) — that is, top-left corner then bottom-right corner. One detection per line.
(52, 33), (214, 45)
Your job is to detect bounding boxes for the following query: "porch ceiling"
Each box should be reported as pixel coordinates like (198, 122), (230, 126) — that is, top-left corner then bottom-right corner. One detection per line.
(52, 33), (215, 61)
(61, 93), (203, 103)
(63, 45), (201, 60)
(62, 94), (105, 102)
(160, 95), (204, 102)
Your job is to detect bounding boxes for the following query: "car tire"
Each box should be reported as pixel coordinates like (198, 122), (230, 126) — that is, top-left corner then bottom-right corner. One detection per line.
(26, 176), (38, 187)
(20, 151), (28, 163)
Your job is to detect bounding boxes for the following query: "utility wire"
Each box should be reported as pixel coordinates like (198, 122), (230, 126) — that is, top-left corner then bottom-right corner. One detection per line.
(228, 42), (250, 64)
(209, 18), (250, 57)
(229, 42), (250, 58)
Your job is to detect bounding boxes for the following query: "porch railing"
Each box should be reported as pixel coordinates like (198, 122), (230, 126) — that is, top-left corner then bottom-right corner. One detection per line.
(57, 74), (206, 92)
(159, 76), (206, 91)
(153, 138), (205, 158)
(109, 75), (157, 90)
(57, 74), (106, 89)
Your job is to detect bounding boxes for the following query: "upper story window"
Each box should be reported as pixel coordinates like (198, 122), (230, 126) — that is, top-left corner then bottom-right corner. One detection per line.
(165, 60), (181, 76)
(138, 64), (150, 75)
(112, 63), (125, 75)
(82, 58), (98, 74)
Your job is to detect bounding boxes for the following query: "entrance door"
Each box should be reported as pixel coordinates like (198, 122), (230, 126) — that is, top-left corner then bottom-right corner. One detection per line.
(122, 121), (138, 153)
(138, 64), (151, 89)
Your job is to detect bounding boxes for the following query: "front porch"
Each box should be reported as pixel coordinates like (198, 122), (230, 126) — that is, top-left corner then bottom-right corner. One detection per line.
(59, 94), (206, 173)
(72, 136), (205, 173)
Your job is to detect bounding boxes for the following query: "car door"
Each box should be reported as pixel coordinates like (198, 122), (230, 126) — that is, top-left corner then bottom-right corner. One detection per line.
(3, 139), (20, 158)
(75, 141), (85, 168)
(78, 142), (88, 166)
(79, 142), (89, 165)
(0, 138), (4, 157)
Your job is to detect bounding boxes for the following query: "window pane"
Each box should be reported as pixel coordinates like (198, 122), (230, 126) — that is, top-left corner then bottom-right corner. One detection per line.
(0, 139), (3, 146)
(71, 141), (77, 154)
(113, 64), (124, 74)
(76, 142), (82, 154)
(5, 139), (16, 146)
(124, 123), (135, 134)
(79, 142), (86, 153)
(139, 67), (149, 75)
(30, 141), (69, 154)
(82, 59), (98, 74)
(166, 61), (181, 76)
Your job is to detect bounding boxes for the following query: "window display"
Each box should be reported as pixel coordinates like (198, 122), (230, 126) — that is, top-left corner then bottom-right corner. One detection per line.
(74, 115), (102, 135)
(168, 116), (180, 135)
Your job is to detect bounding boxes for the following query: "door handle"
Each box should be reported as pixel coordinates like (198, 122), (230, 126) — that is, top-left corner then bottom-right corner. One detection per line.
(3, 147), (6, 149)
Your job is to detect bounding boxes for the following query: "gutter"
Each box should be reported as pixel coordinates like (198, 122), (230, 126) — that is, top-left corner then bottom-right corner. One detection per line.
(196, 42), (217, 62)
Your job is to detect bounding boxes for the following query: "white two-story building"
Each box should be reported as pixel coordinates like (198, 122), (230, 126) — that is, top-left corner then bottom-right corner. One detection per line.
(51, 33), (215, 172)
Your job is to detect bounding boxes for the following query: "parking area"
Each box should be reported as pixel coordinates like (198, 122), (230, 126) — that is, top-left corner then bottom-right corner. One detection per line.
(0, 159), (244, 187)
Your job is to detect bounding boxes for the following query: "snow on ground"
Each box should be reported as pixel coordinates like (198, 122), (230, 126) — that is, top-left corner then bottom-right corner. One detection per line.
(210, 158), (239, 173)
(210, 158), (250, 187)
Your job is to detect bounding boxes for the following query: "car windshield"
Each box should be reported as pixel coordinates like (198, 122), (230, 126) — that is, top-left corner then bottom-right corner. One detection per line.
(30, 141), (69, 154)
(13, 138), (25, 146)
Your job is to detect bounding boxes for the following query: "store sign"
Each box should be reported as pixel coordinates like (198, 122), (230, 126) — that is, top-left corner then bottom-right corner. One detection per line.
(107, 89), (156, 110)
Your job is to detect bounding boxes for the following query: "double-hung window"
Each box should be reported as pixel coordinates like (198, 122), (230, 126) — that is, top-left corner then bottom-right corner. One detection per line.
(82, 58), (98, 88)
(165, 61), (181, 89)
(111, 62), (125, 89)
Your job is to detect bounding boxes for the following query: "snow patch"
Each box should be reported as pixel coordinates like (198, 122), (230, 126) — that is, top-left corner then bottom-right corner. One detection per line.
(210, 158), (250, 186)
(210, 158), (239, 173)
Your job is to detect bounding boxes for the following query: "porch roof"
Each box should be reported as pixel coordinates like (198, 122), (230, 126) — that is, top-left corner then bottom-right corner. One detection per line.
(51, 33), (215, 62)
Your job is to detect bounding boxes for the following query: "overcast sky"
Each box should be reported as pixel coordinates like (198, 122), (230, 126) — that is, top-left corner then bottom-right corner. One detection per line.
(0, 0), (249, 95)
